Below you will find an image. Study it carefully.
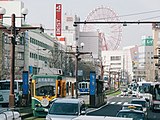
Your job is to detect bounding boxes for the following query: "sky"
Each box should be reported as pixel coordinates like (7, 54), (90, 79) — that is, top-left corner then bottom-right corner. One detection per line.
(21, 0), (160, 49)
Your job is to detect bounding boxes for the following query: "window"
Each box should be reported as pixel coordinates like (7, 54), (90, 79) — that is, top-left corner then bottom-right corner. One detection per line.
(65, 26), (69, 30)
(110, 63), (121, 65)
(110, 56), (121, 61)
(17, 52), (24, 60)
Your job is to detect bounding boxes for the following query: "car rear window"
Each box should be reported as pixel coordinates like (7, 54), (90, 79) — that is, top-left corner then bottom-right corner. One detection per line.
(131, 101), (146, 107)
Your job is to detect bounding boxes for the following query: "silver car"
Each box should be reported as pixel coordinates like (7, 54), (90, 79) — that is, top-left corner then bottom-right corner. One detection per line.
(46, 98), (86, 120)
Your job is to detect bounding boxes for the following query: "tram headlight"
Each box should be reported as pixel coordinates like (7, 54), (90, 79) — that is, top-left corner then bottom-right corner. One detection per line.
(41, 98), (49, 107)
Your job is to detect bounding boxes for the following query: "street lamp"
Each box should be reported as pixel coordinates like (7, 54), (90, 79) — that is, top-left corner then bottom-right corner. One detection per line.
(0, 7), (42, 108)
(66, 42), (92, 98)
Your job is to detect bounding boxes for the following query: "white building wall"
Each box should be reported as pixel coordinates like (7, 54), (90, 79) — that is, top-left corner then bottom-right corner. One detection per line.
(102, 49), (133, 82)
(79, 32), (101, 59)
(27, 30), (55, 70)
(102, 50), (124, 72)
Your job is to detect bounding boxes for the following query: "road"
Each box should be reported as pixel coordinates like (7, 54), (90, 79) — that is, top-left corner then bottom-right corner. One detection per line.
(24, 95), (160, 120)
(87, 95), (160, 120)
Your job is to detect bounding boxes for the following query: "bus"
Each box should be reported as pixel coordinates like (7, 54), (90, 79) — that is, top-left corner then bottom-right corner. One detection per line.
(31, 75), (66, 117)
(150, 82), (160, 111)
(134, 81), (153, 107)
(0, 79), (23, 107)
(78, 81), (90, 95)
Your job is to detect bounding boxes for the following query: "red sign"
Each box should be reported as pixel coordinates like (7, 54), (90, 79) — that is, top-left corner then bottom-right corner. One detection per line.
(55, 4), (62, 36)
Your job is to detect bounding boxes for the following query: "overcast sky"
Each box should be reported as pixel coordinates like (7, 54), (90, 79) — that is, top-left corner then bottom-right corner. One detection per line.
(21, 0), (160, 49)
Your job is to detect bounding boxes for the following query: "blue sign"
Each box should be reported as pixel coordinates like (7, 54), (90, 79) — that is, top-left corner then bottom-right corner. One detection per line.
(90, 71), (96, 95)
(22, 71), (29, 95)
(29, 66), (33, 74)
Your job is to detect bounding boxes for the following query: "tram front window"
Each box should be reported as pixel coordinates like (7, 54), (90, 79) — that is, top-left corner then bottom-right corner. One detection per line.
(81, 83), (86, 88)
(36, 86), (55, 96)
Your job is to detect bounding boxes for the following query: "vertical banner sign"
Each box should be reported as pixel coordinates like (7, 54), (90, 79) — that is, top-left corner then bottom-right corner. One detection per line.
(55, 4), (62, 36)
(22, 71), (29, 95)
(90, 71), (96, 95)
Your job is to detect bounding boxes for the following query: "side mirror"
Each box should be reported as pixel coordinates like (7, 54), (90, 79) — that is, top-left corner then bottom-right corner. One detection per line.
(80, 107), (86, 115)
(81, 110), (86, 115)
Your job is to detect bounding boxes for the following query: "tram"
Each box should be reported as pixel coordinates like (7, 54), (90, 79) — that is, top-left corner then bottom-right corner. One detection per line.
(31, 74), (66, 117)
(78, 81), (90, 95)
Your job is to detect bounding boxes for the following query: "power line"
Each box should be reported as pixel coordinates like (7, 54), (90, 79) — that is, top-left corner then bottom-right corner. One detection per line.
(118, 9), (160, 18)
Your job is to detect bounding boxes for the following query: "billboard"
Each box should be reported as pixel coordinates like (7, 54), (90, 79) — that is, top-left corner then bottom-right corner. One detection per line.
(142, 36), (153, 46)
(55, 4), (62, 36)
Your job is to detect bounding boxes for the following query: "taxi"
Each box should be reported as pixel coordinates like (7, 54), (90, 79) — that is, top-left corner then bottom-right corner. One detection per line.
(122, 104), (143, 111)
(116, 109), (147, 120)
(130, 99), (149, 116)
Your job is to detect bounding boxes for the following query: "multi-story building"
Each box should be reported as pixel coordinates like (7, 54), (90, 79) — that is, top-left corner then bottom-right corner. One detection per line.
(102, 50), (132, 84)
(0, 1), (64, 79)
(136, 36), (154, 82)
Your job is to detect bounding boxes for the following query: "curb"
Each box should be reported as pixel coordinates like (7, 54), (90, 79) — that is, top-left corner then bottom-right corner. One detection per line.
(21, 112), (33, 119)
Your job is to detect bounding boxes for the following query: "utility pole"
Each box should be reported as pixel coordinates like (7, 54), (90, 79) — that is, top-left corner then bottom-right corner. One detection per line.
(66, 46), (92, 98)
(0, 13), (42, 108)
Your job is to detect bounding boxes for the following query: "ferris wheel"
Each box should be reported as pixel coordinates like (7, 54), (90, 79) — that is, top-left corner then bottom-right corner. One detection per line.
(83, 6), (122, 50)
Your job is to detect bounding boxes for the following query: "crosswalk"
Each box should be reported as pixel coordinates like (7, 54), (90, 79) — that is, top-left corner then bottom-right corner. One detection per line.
(107, 101), (129, 105)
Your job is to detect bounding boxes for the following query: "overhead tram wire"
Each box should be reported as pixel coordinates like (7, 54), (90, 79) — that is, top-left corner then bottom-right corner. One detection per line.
(83, 9), (160, 21)
(118, 9), (160, 18)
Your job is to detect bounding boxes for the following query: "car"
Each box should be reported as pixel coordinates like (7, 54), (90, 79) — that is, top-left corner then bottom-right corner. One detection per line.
(46, 98), (86, 120)
(122, 103), (143, 111)
(121, 89), (128, 96)
(116, 109), (147, 120)
(73, 115), (133, 120)
(130, 99), (149, 116)
(0, 108), (21, 120)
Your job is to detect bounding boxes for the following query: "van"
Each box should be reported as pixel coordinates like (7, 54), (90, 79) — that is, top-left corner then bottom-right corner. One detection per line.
(46, 98), (86, 120)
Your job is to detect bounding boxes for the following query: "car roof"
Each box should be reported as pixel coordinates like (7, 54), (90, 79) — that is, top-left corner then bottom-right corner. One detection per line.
(122, 103), (142, 107)
(54, 98), (84, 104)
(118, 109), (144, 114)
(131, 98), (146, 102)
(73, 116), (133, 120)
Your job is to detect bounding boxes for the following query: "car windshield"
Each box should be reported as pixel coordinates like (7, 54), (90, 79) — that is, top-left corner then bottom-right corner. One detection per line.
(49, 103), (79, 115)
(117, 111), (145, 120)
(131, 101), (146, 107)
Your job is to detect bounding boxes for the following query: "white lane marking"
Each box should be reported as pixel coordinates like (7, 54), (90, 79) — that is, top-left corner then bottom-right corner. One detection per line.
(110, 102), (116, 104)
(123, 102), (128, 105)
(117, 102), (122, 104)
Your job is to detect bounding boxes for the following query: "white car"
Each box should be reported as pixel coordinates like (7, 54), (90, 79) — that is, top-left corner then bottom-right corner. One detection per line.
(0, 108), (21, 120)
(46, 98), (86, 120)
(122, 103), (143, 111)
(73, 115), (132, 120)
(131, 98), (149, 116)
(121, 89), (128, 96)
